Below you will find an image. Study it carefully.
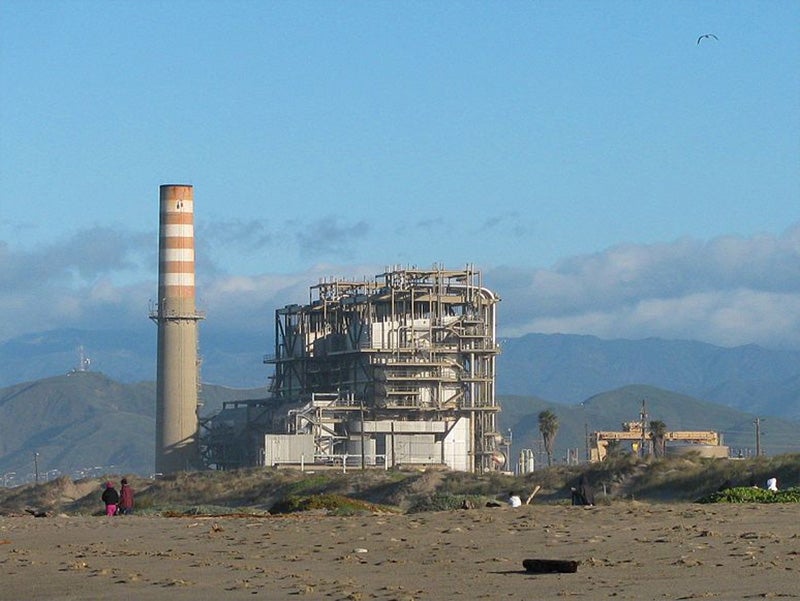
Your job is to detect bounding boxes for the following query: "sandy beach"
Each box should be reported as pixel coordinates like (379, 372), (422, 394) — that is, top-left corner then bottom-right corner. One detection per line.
(1, 502), (797, 600)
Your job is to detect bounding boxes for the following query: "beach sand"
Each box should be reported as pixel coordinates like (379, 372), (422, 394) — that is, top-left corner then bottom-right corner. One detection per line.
(1, 502), (797, 600)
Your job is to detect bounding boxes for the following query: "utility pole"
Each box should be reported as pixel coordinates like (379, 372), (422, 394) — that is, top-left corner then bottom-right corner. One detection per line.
(360, 401), (366, 470)
(640, 399), (648, 458)
(34, 452), (40, 484)
(584, 421), (590, 462)
(754, 417), (762, 457)
(507, 428), (513, 473)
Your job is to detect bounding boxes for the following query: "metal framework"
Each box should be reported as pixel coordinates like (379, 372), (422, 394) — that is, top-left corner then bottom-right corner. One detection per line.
(204, 265), (503, 472)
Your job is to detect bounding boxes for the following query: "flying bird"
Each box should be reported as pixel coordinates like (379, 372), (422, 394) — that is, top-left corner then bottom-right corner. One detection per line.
(697, 33), (718, 45)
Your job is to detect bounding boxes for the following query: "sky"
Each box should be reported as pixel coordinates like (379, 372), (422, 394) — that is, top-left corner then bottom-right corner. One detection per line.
(1, 1), (799, 351)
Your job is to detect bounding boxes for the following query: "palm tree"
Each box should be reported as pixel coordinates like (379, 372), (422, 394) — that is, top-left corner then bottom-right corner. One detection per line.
(538, 410), (559, 466)
(649, 420), (667, 458)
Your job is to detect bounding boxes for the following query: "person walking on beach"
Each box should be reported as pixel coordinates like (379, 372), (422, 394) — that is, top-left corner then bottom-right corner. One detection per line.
(118, 478), (134, 515)
(101, 481), (119, 516)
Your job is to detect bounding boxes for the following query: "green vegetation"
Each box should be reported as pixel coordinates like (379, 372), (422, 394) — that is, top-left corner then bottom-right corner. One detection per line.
(697, 486), (800, 504)
(406, 493), (492, 513)
(649, 420), (667, 458)
(269, 493), (394, 516)
(538, 409), (559, 467)
(157, 504), (270, 517)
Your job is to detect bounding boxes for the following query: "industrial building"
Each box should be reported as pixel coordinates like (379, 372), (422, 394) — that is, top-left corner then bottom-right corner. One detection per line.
(203, 265), (504, 473)
(589, 423), (725, 461)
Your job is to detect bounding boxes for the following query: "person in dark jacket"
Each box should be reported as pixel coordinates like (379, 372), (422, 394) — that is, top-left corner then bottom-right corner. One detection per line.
(571, 474), (595, 506)
(101, 481), (119, 516)
(118, 478), (135, 515)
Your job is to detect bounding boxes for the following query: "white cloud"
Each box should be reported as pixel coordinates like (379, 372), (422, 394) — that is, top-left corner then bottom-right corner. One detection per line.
(295, 218), (371, 259)
(3, 222), (800, 350)
(505, 290), (800, 348)
(489, 224), (800, 348)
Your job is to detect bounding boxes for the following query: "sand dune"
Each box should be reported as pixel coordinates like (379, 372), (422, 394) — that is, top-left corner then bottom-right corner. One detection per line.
(1, 502), (797, 600)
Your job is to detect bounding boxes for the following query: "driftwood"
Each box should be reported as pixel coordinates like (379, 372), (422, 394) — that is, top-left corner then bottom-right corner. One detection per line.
(525, 485), (541, 505)
(522, 558), (579, 573)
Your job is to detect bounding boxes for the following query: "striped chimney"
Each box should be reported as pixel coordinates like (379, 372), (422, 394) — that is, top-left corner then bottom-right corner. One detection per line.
(153, 184), (203, 474)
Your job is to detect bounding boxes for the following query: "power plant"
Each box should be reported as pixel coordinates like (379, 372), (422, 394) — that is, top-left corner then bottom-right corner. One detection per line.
(149, 184), (731, 475)
(151, 184), (504, 475)
(151, 184), (204, 474)
(203, 266), (503, 473)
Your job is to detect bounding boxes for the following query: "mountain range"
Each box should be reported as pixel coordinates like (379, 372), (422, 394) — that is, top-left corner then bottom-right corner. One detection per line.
(498, 334), (800, 419)
(2, 328), (799, 419)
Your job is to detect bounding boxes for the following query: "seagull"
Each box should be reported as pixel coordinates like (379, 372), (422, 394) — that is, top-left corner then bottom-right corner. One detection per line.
(697, 33), (718, 45)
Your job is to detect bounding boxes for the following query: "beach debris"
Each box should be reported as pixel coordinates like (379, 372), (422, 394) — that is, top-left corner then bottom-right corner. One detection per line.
(25, 508), (49, 518)
(160, 578), (192, 587)
(525, 486), (542, 505)
(522, 558), (579, 573)
(353, 548), (368, 554)
(211, 522), (224, 532)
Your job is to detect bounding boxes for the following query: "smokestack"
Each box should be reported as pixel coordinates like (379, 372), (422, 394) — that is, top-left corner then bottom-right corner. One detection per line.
(152, 184), (203, 473)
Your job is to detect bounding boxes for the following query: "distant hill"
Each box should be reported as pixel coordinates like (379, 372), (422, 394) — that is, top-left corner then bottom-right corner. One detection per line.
(497, 385), (800, 464)
(2, 372), (798, 484)
(0, 372), (264, 483)
(0, 327), (271, 390)
(497, 333), (800, 419)
(2, 326), (800, 479)
(3, 329), (800, 419)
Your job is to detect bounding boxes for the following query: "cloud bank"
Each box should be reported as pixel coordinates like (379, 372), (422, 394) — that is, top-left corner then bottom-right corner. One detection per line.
(491, 224), (800, 348)
(2, 222), (800, 350)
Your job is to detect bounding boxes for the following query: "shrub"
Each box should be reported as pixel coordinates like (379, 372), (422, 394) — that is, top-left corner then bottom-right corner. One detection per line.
(269, 493), (391, 516)
(696, 486), (800, 504)
(406, 493), (491, 513)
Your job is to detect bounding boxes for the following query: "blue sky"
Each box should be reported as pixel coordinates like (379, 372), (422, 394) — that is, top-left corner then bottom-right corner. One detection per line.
(1, 1), (799, 350)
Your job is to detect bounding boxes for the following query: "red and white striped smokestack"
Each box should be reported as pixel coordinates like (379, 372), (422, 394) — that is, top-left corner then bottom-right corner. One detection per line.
(153, 184), (203, 474)
(159, 185), (196, 301)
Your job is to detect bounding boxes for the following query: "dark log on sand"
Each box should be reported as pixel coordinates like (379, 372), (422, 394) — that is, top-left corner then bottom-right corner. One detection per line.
(523, 559), (579, 573)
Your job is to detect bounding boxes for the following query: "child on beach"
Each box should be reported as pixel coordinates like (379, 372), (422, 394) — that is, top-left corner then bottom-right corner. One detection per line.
(101, 481), (119, 516)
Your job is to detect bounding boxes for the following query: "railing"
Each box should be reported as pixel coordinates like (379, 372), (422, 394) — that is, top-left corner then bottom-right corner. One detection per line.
(269, 454), (389, 473)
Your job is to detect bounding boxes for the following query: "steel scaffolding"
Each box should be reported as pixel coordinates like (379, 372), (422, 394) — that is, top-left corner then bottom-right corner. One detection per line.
(205, 265), (503, 472)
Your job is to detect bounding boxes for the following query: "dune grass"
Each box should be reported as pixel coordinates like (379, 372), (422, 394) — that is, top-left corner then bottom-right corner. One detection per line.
(2, 454), (798, 516)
